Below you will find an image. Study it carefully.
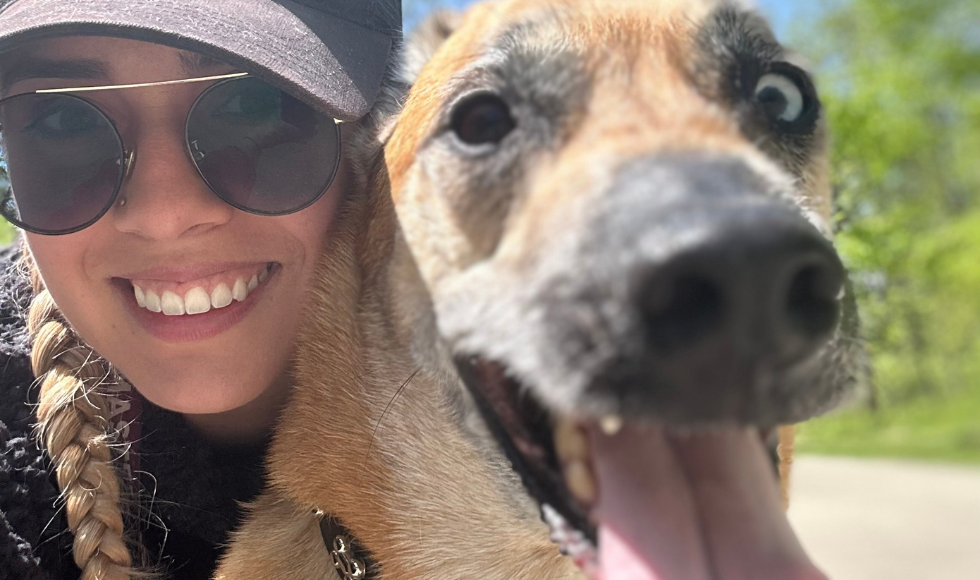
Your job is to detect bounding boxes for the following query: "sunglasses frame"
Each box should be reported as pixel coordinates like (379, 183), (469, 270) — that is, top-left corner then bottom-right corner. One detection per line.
(0, 90), (127, 235)
(0, 74), (342, 235)
(184, 76), (342, 218)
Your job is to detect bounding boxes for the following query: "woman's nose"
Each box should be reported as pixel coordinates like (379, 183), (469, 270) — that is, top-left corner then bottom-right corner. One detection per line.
(112, 131), (235, 240)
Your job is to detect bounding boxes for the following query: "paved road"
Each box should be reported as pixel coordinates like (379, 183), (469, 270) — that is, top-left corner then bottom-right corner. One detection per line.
(788, 456), (980, 580)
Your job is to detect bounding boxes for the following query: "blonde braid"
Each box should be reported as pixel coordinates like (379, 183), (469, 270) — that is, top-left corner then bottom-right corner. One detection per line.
(25, 257), (134, 580)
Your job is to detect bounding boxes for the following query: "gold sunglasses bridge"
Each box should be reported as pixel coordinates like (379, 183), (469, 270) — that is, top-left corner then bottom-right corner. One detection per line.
(34, 72), (250, 94)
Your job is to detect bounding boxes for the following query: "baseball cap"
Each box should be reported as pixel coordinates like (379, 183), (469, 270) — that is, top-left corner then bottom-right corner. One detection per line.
(0, 0), (402, 120)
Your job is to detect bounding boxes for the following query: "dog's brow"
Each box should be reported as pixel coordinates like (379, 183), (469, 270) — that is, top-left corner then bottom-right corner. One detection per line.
(701, 7), (785, 62)
(486, 5), (568, 54)
(439, 11), (569, 104)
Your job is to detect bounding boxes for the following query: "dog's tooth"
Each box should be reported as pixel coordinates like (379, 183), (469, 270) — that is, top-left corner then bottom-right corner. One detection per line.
(247, 274), (259, 292)
(600, 415), (624, 436)
(161, 291), (185, 316)
(554, 419), (589, 463)
(565, 460), (597, 506)
(233, 278), (248, 302)
(144, 290), (162, 313)
(184, 287), (211, 315)
(133, 285), (146, 308)
(211, 283), (233, 309)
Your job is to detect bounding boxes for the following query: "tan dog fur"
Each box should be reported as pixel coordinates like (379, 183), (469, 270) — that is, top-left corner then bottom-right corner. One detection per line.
(214, 122), (578, 580)
(214, 36), (580, 580)
(217, 0), (840, 577)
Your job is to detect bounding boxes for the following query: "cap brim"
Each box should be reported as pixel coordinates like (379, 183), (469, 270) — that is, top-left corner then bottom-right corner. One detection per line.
(0, 0), (395, 120)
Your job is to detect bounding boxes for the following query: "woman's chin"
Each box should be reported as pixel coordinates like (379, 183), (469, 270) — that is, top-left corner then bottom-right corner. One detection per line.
(129, 377), (268, 415)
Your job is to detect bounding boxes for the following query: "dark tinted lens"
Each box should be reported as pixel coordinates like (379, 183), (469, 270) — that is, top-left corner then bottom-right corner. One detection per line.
(187, 78), (340, 215)
(0, 94), (124, 234)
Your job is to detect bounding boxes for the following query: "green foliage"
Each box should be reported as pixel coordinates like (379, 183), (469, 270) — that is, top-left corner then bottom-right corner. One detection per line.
(796, 0), (980, 459)
(797, 387), (980, 463)
(0, 163), (14, 245)
(0, 220), (12, 246)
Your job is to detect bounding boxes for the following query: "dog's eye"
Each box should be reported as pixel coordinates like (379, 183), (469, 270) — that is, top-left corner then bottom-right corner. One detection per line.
(451, 94), (516, 146)
(754, 73), (806, 123)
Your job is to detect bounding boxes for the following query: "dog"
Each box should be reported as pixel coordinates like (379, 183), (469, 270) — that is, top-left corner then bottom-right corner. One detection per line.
(216, 1), (865, 578)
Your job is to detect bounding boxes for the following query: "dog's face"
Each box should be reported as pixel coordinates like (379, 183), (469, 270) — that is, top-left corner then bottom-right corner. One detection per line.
(388, 0), (864, 578)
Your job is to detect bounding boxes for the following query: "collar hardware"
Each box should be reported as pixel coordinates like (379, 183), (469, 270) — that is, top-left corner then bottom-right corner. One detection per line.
(317, 511), (373, 580)
(331, 535), (367, 580)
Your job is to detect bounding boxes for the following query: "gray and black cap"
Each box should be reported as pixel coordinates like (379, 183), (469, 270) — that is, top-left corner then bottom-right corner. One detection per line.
(0, 0), (402, 120)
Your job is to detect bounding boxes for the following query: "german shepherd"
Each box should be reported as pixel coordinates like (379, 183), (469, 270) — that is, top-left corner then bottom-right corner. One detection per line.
(216, 1), (864, 579)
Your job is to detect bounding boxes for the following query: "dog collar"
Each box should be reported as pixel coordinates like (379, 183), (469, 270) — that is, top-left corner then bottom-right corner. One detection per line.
(317, 511), (376, 580)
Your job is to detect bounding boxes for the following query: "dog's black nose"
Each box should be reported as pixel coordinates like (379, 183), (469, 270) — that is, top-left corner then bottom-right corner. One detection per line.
(638, 213), (844, 368)
(570, 154), (853, 423)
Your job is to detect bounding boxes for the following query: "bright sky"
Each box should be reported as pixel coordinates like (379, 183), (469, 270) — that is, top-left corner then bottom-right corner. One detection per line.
(406, 0), (802, 37)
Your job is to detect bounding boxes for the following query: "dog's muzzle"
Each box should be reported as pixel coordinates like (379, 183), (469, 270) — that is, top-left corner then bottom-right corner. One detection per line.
(446, 153), (848, 580)
(536, 153), (846, 425)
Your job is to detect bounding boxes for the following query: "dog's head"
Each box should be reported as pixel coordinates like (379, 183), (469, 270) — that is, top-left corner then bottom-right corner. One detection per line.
(388, 1), (865, 578)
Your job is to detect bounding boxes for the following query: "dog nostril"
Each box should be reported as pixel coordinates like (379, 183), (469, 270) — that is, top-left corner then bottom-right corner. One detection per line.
(643, 275), (725, 353)
(785, 262), (842, 341)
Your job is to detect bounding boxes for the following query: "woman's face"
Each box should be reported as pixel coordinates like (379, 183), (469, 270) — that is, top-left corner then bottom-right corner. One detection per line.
(7, 37), (347, 415)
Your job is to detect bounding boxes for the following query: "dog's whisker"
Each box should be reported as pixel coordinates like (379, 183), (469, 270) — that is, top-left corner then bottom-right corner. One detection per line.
(365, 369), (421, 459)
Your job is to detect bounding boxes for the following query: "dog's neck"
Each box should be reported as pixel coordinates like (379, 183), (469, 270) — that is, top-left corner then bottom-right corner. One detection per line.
(261, 148), (577, 579)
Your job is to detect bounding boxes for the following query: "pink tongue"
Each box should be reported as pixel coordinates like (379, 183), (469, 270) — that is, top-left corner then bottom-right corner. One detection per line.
(588, 426), (829, 580)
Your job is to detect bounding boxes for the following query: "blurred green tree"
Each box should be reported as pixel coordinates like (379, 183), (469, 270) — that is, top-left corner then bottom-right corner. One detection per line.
(0, 163), (11, 246)
(796, 0), (980, 460)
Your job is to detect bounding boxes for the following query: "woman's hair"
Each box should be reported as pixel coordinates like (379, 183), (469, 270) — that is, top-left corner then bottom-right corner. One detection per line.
(22, 247), (134, 580)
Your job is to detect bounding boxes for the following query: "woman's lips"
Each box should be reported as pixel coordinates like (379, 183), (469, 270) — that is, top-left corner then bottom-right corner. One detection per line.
(114, 263), (280, 343)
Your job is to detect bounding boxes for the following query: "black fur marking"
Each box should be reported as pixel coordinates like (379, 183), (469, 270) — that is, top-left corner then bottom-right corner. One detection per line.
(453, 356), (597, 545)
(689, 7), (824, 179)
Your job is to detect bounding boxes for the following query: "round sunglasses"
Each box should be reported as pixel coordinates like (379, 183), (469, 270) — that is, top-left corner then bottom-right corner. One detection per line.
(0, 73), (341, 235)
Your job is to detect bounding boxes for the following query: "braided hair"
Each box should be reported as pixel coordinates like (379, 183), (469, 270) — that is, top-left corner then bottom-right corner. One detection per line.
(23, 250), (134, 580)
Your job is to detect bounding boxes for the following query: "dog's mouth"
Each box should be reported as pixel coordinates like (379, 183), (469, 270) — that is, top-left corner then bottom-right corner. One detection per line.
(455, 357), (828, 580)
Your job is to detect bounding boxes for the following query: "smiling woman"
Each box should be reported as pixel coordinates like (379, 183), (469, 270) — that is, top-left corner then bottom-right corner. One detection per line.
(0, 1), (401, 579)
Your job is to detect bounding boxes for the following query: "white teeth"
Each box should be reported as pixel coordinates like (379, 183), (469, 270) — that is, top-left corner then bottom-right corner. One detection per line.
(161, 291), (185, 316)
(554, 418), (589, 463)
(564, 460), (597, 505)
(233, 278), (248, 302)
(211, 284), (233, 309)
(144, 290), (162, 313)
(600, 415), (624, 436)
(135, 267), (272, 315)
(554, 418), (598, 508)
(184, 287), (212, 315)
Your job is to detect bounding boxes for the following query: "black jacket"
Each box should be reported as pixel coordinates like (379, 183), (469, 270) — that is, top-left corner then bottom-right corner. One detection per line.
(0, 244), (268, 580)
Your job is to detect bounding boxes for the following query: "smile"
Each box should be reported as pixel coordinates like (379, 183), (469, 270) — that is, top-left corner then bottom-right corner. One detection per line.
(128, 263), (277, 316)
